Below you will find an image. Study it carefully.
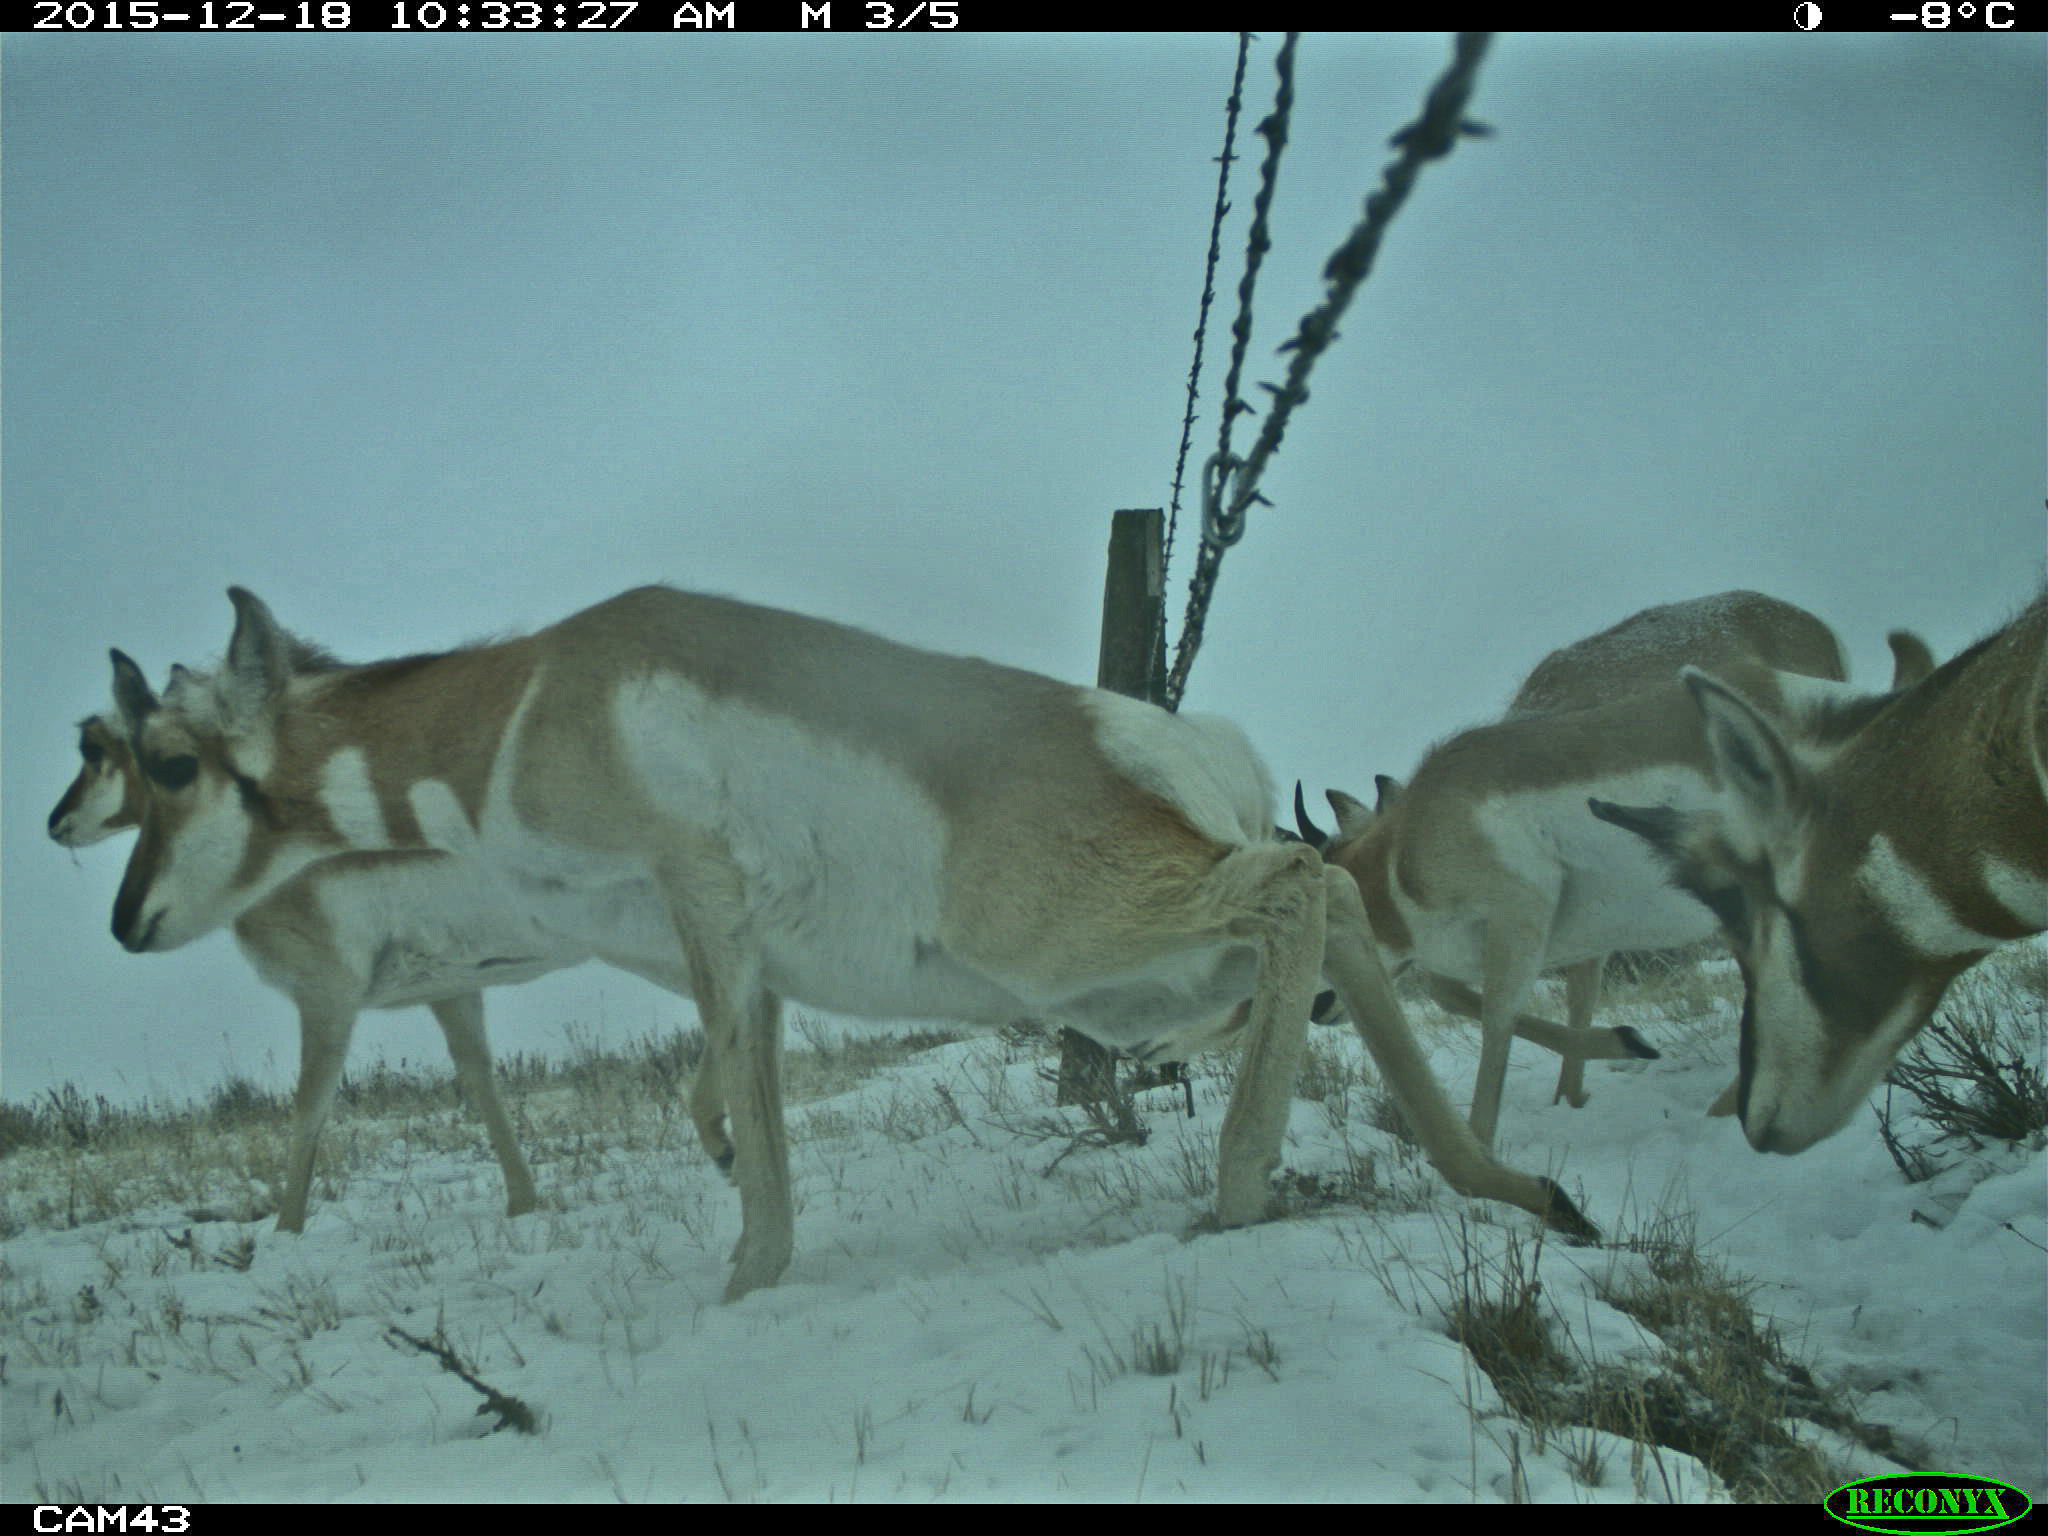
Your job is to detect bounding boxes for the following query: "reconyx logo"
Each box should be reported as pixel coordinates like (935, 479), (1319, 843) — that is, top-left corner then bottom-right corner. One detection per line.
(1825, 1474), (2032, 1534)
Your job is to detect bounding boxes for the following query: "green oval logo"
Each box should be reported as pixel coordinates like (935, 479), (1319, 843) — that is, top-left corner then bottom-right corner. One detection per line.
(1825, 1474), (2032, 1535)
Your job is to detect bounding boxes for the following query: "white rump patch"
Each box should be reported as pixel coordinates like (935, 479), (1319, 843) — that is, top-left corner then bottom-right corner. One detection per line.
(1078, 692), (1273, 845)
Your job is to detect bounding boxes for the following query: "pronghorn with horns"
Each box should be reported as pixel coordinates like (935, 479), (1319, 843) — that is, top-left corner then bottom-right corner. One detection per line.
(52, 683), (736, 1232)
(1296, 591), (1929, 1149)
(1592, 588), (2047, 1154)
(58, 689), (1615, 1234)
(108, 586), (1593, 1298)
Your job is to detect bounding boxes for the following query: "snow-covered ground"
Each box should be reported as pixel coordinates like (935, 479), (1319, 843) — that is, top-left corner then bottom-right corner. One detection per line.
(5, 953), (2042, 1504)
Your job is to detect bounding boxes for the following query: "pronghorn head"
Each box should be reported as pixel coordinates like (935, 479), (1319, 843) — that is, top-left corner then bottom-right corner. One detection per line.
(1290, 779), (1391, 851)
(52, 661), (222, 849)
(48, 714), (145, 848)
(111, 589), (341, 954)
(1590, 642), (2039, 1155)
(1292, 777), (1415, 984)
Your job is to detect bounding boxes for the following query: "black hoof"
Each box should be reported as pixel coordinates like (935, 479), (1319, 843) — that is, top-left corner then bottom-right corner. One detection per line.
(1540, 1178), (1599, 1245)
(1615, 1025), (1661, 1060)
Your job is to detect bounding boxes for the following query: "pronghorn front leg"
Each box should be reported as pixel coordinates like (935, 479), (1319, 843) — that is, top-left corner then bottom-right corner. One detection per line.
(1320, 867), (1596, 1240)
(1212, 841), (1327, 1228)
(1550, 957), (1603, 1109)
(430, 993), (539, 1218)
(1471, 908), (1549, 1151)
(278, 1002), (356, 1233)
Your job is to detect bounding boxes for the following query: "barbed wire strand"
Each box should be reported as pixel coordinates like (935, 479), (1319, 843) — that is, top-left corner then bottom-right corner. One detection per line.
(1162, 31), (1496, 713)
(1161, 32), (1254, 602)
(1162, 31), (1298, 710)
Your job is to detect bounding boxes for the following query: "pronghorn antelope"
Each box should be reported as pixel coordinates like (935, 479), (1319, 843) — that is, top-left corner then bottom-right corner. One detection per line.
(53, 679), (729, 1232)
(108, 586), (1594, 1298)
(1508, 589), (1849, 717)
(1591, 589), (2047, 1154)
(1502, 590), (1852, 1113)
(1296, 592), (1908, 1150)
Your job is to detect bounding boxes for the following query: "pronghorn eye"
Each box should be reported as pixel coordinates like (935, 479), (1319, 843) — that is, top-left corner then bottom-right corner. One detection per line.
(80, 738), (105, 767)
(148, 754), (199, 790)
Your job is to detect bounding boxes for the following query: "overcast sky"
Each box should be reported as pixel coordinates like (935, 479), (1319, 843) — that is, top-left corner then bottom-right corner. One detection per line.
(5, 33), (2042, 1109)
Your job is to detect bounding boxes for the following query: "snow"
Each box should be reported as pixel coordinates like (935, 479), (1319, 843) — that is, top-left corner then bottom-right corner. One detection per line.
(5, 956), (2042, 1505)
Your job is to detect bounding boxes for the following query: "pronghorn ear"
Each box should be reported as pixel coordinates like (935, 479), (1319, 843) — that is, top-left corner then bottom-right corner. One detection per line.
(1371, 774), (1403, 813)
(221, 587), (291, 729)
(1886, 630), (1936, 691)
(1326, 787), (1375, 838)
(1682, 667), (1805, 826)
(109, 649), (158, 737)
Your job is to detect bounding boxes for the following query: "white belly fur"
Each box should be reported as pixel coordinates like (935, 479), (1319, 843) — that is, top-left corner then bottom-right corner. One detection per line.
(438, 671), (1274, 1042)
(1414, 766), (1721, 978)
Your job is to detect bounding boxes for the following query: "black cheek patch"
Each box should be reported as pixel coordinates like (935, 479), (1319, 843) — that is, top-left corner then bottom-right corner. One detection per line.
(1781, 899), (1926, 1064)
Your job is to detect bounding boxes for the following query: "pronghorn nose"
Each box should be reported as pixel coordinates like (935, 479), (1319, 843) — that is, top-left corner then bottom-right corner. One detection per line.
(1741, 1107), (1799, 1155)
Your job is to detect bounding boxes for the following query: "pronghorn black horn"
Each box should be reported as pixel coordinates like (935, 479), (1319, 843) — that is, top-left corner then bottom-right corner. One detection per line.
(1293, 781), (1329, 849)
(109, 649), (159, 736)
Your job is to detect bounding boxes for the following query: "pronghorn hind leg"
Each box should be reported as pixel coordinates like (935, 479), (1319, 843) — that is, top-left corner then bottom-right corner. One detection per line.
(1551, 957), (1603, 1109)
(1421, 973), (1657, 1061)
(1210, 841), (1327, 1228)
(430, 993), (539, 1218)
(1472, 909), (1549, 1151)
(278, 1003), (357, 1233)
(1320, 867), (1597, 1241)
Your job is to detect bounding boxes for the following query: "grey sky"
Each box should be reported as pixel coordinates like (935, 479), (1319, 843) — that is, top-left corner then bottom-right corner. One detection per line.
(5, 33), (2042, 1108)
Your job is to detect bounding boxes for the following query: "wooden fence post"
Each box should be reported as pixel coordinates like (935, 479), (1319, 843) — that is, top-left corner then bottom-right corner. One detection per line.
(1055, 508), (1168, 1107)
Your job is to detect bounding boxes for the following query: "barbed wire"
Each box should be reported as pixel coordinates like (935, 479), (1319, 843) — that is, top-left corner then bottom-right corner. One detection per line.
(1162, 31), (1297, 711)
(1161, 32), (1254, 605)
(1162, 32), (1496, 713)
